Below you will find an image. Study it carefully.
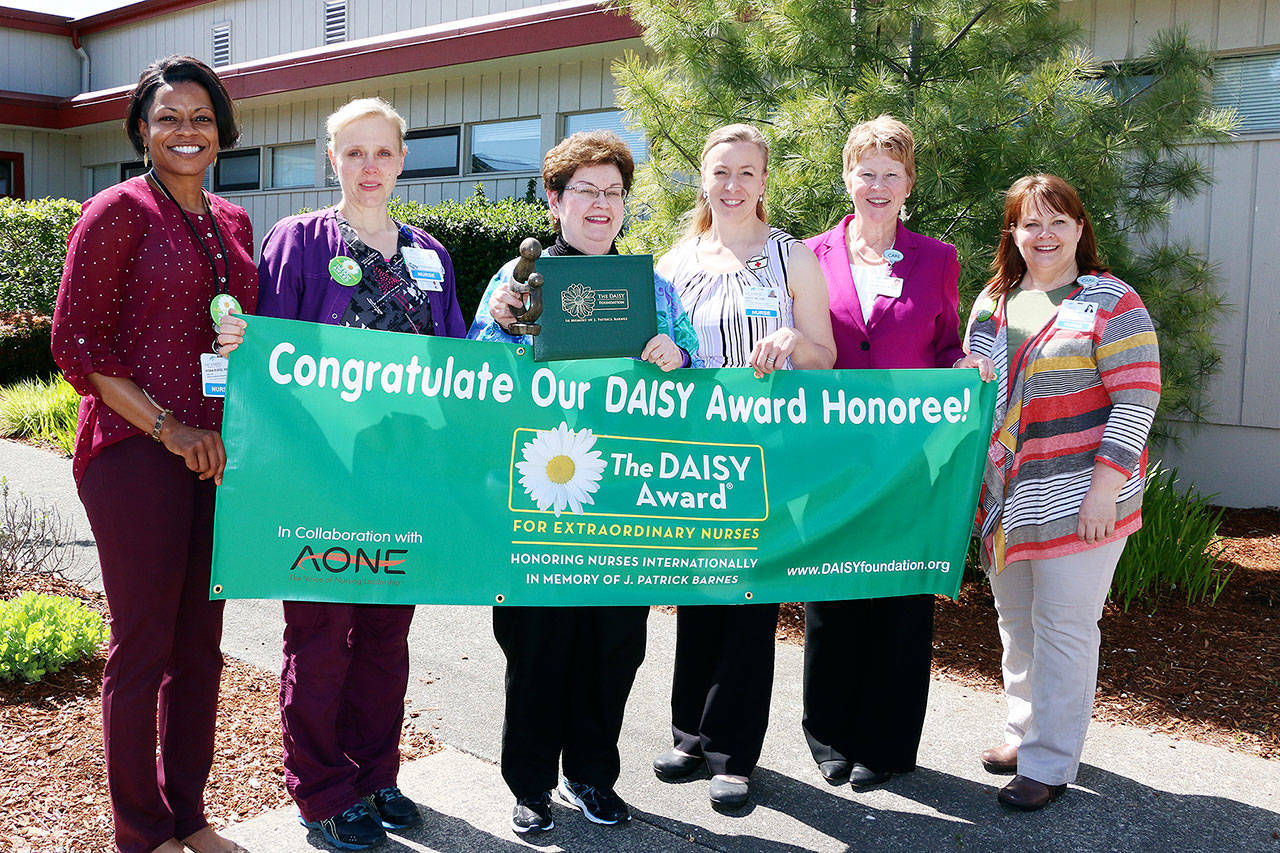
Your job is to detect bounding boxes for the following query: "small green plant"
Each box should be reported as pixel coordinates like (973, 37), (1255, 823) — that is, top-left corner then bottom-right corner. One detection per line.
(1110, 464), (1231, 611)
(0, 374), (79, 456)
(0, 591), (107, 682)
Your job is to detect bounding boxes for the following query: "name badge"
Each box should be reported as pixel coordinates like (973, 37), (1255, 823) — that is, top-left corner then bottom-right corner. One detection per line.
(743, 284), (781, 318)
(870, 275), (903, 299)
(200, 352), (227, 398)
(1055, 298), (1098, 332)
(402, 246), (445, 291)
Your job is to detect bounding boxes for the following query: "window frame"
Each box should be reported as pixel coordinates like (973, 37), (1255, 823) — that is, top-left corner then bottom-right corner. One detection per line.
(402, 126), (461, 179)
(0, 151), (25, 200)
(213, 148), (261, 192)
(467, 117), (542, 176)
(120, 160), (147, 183)
(267, 141), (316, 189)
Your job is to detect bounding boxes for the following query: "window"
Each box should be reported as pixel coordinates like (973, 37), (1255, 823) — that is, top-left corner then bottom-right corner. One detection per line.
(0, 152), (23, 199)
(214, 148), (260, 191)
(403, 127), (460, 178)
(470, 118), (541, 174)
(324, 0), (347, 44)
(120, 160), (147, 182)
(88, 164), (116, 195)
(1213, 52), (1280, 133)
(269, 142), (315, 188)
(564, 109), (648, 163)
(212, 23), (231, 67)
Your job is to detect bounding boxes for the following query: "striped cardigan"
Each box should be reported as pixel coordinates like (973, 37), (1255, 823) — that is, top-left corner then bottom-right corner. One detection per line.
(964, 273), (1161, 571)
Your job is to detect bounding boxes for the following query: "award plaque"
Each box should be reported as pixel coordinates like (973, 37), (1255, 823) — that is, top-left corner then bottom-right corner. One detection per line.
(532, 254), (658, 362)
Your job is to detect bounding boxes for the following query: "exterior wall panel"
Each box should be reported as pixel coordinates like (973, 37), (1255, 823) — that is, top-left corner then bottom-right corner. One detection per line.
(0, 30), (80, 96)
(0, 127), (81, 199)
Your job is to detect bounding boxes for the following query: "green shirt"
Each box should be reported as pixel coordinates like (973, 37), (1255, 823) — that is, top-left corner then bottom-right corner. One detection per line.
(1006, 282), (1077, 364)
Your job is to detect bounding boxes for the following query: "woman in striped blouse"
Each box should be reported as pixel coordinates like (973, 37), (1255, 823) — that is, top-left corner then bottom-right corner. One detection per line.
(650, 123), (835, 811)
(960, 174), (1161, 811)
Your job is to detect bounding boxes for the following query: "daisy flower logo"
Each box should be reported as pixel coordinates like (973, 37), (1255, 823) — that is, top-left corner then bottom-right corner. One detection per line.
(561, 282), (596, 319)
(516, 422), (607, 516)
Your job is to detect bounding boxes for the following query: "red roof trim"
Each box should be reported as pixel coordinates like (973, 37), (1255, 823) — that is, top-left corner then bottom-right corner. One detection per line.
(0, 5), (640, 131)
(0, 8), (71, 36)
(74, 0), (219, 36)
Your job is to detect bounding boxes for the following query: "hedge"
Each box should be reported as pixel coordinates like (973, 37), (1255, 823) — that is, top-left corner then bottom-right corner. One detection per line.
(0, 197), (80, 316)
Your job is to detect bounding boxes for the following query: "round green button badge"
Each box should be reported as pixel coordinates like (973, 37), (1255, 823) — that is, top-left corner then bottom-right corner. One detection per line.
(329, 256), (362, 286)
(210, 294), (242, 324)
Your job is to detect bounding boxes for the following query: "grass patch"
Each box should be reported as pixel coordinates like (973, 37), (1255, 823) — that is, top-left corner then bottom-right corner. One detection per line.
(0, 374), (78, 456)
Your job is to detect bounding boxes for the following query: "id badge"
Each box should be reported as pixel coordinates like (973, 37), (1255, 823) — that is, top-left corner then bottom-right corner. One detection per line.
(200, 353), (227, 398)
(870, 275), (903, 299)
(402, 246), (445, 291)
(743, 284), (781, 318)
(1055, 298), (1098, 332)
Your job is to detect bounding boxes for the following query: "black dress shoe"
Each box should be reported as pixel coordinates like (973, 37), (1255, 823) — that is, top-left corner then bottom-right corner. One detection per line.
(997, 774), (1067, 811)
(653, 749), (703, 782)
(818, 760), (851, 785)
(708, 776), (749, 810)
(848, 763), (893, 790)
(980, 743), (1018, 774)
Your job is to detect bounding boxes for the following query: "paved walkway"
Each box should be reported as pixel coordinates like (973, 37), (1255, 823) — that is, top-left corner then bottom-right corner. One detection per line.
(2, 438), (1277, 851)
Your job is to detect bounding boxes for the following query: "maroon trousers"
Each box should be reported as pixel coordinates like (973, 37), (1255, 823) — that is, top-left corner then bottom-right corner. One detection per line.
(79, 436), (224, 853)
(279, 600), (414, 822)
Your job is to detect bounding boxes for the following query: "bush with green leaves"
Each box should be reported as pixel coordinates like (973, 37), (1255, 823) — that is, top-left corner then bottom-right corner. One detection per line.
(388, 185), (555, 322)
(616, 0), (1233, 443)
(0, 374), (79, 456)
(0, 197), (80, 316)
(0, 592), (107, 682)
(0, 311), (57, 384)
(1110, 464), (1231, 611)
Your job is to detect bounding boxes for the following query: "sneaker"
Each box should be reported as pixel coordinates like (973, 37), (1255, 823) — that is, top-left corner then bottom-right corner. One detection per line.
(298, 801), (386, 850)
(511, 791), (554, 834)
(556, 777), (631, 825)
(363, 785), (421, 830)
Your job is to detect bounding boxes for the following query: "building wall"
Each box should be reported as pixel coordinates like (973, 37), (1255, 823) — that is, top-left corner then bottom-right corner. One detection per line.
(0, 126), (83, 199)
(1064, 0), (1280, 506)
(71, 42), (640, 248)
(79, 0), (559, 91)
(0, 28), (80, 96)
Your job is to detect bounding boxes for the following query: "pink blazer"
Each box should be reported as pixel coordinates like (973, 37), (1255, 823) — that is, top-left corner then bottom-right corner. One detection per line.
(805, 215), (964, 370)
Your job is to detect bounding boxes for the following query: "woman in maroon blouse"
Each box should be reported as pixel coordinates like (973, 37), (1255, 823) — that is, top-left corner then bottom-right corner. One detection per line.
(51, 56), (256, 853)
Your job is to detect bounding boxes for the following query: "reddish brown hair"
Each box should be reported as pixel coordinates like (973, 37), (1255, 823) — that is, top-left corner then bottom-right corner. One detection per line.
(985, 174), (1108, 296)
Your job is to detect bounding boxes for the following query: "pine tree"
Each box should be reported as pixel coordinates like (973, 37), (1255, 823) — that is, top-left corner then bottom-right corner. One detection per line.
(613, 0), (1235, 441)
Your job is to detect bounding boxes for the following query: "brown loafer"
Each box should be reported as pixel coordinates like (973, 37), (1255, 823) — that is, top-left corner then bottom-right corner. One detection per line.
(980, 743), (1018, 774)
(997, 774), (1066, 811)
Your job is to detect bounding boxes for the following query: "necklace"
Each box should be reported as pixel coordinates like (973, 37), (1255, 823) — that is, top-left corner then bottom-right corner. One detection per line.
(147, 169), (230, 295)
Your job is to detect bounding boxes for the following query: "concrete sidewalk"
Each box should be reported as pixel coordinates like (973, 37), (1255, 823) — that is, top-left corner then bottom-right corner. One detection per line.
(3, 438), (1278, 851)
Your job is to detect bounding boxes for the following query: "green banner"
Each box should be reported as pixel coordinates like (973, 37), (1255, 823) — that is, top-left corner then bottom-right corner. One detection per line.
(211, 316), (995, 606)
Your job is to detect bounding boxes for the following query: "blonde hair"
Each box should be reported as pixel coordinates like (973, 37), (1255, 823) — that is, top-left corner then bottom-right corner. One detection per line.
(842, 115), (916, 183)
(325, 97), (406, 150)
(687, 123), (769, 237)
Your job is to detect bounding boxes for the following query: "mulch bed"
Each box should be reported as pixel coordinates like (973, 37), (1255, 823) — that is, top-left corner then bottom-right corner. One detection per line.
(1, 508), (1275, 849)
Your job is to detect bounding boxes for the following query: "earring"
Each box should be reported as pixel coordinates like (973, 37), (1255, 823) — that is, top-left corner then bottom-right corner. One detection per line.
(143, 147), (149, 167)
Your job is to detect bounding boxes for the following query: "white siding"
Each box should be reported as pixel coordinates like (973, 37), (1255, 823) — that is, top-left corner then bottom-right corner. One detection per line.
(1067, 0), (1280, 504)
(79, 0), (572, 91)
(0, 29), (80, 96)
(0, 127), (83, 199)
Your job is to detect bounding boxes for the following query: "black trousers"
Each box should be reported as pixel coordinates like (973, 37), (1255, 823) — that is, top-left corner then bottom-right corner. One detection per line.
(802, 595), (935, 773)
(493, 605), (648, 800)
(670, 603), (779, 777)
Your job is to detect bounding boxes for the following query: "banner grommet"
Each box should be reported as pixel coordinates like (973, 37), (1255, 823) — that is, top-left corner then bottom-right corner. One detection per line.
(495, 594), (506, 603)
(744, 591), (753, 600)
(212, 584), (224, 595)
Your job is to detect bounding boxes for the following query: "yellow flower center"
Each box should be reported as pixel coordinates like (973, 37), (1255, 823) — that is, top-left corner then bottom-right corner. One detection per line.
(546, 454), (576, 484)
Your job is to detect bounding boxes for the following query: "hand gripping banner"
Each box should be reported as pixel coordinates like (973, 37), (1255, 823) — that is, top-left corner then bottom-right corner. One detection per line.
(211, 317), (995, 606)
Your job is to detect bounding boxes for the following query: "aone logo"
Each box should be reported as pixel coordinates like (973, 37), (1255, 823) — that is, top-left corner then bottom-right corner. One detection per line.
(290, 545), (408, 574)
(561, 282), (596, 319)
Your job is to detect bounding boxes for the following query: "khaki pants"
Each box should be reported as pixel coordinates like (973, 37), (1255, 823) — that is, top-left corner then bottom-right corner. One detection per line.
(989, 536), (1128, 785)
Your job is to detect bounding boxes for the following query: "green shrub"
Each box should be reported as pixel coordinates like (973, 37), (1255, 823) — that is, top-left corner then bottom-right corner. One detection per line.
(0, 592), (107, 682)
(0, 374), (79, 456)
(0, 311), (56, 385)
(389, 186), (555, 322)
(0, 197), (80, 315)
(1110, 464), (1231, 611)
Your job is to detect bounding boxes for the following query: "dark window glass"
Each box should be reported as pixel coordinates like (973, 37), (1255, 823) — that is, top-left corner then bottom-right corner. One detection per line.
(470, 119), (540, 174)
(120, 160), (147, 182)
(214, 148), (260, 192)
(403, 127), (460, 178)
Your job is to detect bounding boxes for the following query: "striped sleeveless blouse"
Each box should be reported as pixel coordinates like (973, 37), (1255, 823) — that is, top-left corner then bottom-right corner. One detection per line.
(665, 228), (797, 368)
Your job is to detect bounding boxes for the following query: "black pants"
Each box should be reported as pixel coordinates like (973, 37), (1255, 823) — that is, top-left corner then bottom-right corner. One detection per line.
(670, 603), (778, 777)
(802, 595), (935, 773)
(493, 605), (647, 800)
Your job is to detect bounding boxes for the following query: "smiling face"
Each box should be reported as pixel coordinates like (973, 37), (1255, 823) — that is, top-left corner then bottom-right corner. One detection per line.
(547, 163), (626, 255)
(137, 80), (220, 181)
(1011, 199), (1084, 282)
(701, 140), (767, 226)
(328, 114), (406, 210)
(845, 151), (912, 225)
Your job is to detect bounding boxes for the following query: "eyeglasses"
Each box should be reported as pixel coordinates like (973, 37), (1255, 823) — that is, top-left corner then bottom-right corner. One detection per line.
(563, 183), (628, 203)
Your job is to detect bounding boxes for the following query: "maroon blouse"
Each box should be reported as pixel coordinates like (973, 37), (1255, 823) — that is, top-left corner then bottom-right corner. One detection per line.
(51, 176), (259, 484)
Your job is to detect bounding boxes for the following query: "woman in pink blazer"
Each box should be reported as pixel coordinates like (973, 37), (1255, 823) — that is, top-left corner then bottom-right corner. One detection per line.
(800, 115), (974, 790)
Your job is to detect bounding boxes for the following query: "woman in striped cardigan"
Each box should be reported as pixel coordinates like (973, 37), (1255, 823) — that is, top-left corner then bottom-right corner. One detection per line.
(959, 174), (1160, 811)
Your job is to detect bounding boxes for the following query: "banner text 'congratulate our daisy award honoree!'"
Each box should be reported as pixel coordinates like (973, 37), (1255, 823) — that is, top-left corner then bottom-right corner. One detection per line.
(210, 316), (995, 606)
